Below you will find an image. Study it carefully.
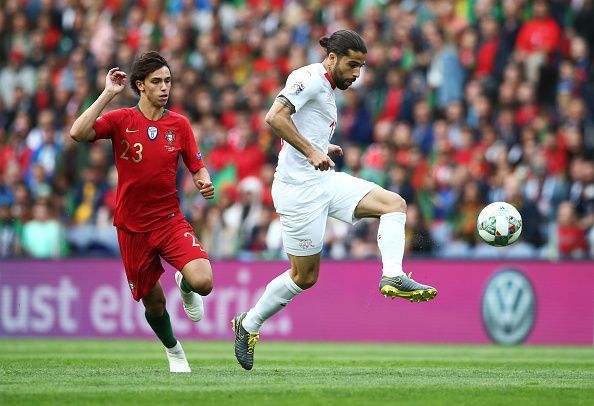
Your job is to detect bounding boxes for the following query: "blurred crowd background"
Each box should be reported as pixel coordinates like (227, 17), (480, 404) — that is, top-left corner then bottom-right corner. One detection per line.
(1, 0), (593, 261)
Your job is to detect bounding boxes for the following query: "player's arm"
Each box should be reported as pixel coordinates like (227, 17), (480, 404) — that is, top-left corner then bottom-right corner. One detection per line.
(69, 68), (127, 142)
(328, 144), (343, 156)
(192, 167), (214, 200)
(265, 96), (334, 171)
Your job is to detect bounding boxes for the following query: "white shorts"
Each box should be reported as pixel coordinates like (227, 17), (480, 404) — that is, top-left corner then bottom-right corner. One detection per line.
(271, 171), (378, 256)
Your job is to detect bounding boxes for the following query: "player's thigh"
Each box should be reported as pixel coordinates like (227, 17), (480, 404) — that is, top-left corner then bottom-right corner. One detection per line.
(327, 172), (379, 224)
(277, 210), (329, 256)
(117, 228), (164, 301)
(354, 187), (407, 218)
(156, 219), (210, 275)
(272, 179), (330, 257)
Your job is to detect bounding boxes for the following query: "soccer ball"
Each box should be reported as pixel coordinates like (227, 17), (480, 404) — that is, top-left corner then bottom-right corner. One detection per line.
(477, 202), (523, 247)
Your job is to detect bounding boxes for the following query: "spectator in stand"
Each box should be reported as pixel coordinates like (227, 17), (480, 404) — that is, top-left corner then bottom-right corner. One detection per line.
(66, 164), (110, 255)
(337, 87), (374, 145)
(555, 201), (588, 259)
(223, 176), (263, 257)
(387, 165), (415, 206)
(229, 116), (266, 180)
(203, 186), (241, 259)
(376, 67), (406, 122)
(503, 175), (544, 257)
(458, 27), (478, 79)
(475, 16), (500, 80)
(450, 180), (485, 248)
(1, 112), (32, 176)
(573, 0), (594, 52)
(405, 203), (434, 256)
(495, 107), (520, 148)
(411, 100), (434, 156)
(515, 0), (562, 82)
(247, 204), (277, 257)
(568, 158), (594, 254)
(492, 0), (523, 81)
(342, 144), (363, 178)
(208, 126), (237, 174)
(21, 198), (66, 258)
(515, 81), (539, 127)
(424, 23), (464, 110)
(0, 198), (21, 257)
(0, 49), (36, 106)
(465, 80), (493, 129)
(27, 113), (62, 183)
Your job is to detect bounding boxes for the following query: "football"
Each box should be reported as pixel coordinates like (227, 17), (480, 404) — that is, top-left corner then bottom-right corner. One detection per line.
(477, 202), (523, 247)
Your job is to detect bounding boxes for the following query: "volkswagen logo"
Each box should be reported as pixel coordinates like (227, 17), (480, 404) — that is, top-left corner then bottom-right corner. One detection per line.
(481, 269), (536, 344)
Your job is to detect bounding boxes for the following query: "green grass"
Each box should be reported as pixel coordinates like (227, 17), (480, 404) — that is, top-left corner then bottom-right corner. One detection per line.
(1, 340), (593, 405)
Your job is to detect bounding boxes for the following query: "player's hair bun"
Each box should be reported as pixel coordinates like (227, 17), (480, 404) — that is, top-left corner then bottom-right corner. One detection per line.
(319, 37), (330, 48)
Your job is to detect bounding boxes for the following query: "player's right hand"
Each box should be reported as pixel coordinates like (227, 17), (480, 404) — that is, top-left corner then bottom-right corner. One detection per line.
(308, 149), (335, 171)
(196, 180), (215, 200)
(105, 67), (127, 94)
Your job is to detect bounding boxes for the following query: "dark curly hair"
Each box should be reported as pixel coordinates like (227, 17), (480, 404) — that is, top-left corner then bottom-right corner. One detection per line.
(129, 51), (170, 96)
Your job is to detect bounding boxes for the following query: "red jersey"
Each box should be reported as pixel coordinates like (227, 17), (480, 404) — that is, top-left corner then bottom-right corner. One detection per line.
(515, 18), (561, 54)
(93, 107), (204, 232)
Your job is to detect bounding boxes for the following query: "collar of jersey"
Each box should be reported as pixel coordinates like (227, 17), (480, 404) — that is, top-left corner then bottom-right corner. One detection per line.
(318, 63), (336, 90)
(135, 105), (169, 120)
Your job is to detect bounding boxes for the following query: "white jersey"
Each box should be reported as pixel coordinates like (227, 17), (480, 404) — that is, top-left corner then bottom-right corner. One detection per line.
(275, 63), (338, 184)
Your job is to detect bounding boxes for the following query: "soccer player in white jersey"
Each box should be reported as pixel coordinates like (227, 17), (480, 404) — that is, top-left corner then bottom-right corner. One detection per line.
(232, 30), (437, 370)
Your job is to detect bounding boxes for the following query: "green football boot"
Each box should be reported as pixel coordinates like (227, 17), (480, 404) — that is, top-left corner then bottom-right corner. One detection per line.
(231, 312), (260, 370)
(379, 272), (438, 302)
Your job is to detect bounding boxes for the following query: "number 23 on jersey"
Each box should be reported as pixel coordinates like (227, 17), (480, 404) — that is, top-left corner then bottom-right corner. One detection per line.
(119, 140), (143, 163)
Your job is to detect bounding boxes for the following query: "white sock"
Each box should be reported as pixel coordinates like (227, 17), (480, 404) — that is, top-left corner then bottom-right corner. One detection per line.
(165, 341), (180, 353)
(378, 212), (406, 277)
(242, 270), (303, 334)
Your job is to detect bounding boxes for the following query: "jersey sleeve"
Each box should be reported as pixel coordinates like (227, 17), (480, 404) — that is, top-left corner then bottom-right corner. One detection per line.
(92, 109), (123, 140)
(180, 117), (205, 173)
(278, 69), (320, 113)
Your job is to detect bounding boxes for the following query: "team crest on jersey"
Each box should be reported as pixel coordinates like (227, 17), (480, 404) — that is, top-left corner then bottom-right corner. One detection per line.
(289, 82), (305, 95)
(164, 130), (177, 152)
(165, 130), (175, 145)
(147, 126), (158, 140)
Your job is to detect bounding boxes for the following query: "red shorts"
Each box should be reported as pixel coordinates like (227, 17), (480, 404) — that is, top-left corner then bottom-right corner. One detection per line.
(117, 219), (209, 301)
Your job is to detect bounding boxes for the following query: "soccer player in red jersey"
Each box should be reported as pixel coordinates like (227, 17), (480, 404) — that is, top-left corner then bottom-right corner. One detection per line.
(70, 51), (214, 372)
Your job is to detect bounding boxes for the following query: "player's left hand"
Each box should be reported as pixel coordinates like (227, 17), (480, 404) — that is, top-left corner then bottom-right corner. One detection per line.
(196, 180), (215, 200)
(328, 144), (343, 156)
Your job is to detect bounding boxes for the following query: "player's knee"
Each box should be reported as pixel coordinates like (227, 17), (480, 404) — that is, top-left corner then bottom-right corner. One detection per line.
(293, 272), (318, 290)
(189, 274), (213, 296)
(198, 279), (213, 296)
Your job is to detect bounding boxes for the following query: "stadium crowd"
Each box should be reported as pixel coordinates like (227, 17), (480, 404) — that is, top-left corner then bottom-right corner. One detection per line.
(0, 0), (593, 260)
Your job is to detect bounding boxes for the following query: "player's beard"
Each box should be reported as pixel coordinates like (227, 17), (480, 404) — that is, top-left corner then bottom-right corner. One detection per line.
(332, 65), (353, 90)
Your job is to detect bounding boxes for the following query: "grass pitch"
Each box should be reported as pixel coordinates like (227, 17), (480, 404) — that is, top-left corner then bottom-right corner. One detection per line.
(1, 340), (593, 405)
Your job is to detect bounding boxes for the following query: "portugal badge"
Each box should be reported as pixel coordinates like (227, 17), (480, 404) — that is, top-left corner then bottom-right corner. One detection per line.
(165, 130), (175, 145)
